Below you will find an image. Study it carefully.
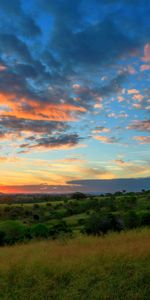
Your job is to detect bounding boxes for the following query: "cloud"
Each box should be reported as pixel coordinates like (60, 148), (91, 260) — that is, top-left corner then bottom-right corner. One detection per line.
(127, 65), (136, 74)
(0, 0), (149, 185)
(132, 94), (144, 101)
(140, 64), (150, 71)
(1, 177), (149, 194)
(20, 134), (83, 151)
(107, 112), (128, 118)
(94, 135), (119, 144)
(128, 120), (150, 132)
(66, 177), (150, 193)
(133, 136), (150, 144)
(0, 116), (69, 135)
(92, 126), (110, 134)
(128, 89), (139, 94)
(114, 159), (131, 166)
(78, 166), (115, 179)
(58, 157), (85, 163)
(132, 103), (142, 109)
(142, 44), (150, 62)
(118, 96), (124, 102)
(0, 92), (86, 121)
(53, 20), (134, 67)
(0, 64), (7, 71)
(0, 0), (41, 38)
(0, 34), (32, 62)
(0, 156), (7, 162)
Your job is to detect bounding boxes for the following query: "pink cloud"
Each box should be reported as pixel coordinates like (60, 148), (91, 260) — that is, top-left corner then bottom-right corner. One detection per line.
(94, 103), (103, 109)
(133, 94), (144, 101)
(133, 136), (150, 144)
(0, 65), (6, 71)
(128, 120), (150, 132)
(128, 66), (136, 74)
(118, 96), (124, 102)
(132, 103), (142, 109)
(94, 136), (118, 143)
(140, 64), (150, 71)
(142, 44), (150, 62)
(128, 89), (139, 94)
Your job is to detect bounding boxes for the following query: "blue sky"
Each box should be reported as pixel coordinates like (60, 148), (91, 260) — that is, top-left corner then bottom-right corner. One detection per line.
(0, 0), (149, 193)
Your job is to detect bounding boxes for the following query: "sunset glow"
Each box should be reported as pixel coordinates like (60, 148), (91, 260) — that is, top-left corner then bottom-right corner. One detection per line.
(0, 0), (149, 193)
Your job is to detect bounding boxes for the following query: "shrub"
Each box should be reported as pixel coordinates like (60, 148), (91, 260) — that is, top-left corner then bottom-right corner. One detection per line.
(138, 211), (150, 226)
(33, 204), (40, 209)
(49, 221), (72, 238)
(124, 211), (139, 229)
(30, 223), (49, 238)
(71, 192), (87, 200)
(0, 221), (27, 245)
(84, 212), (118, 235)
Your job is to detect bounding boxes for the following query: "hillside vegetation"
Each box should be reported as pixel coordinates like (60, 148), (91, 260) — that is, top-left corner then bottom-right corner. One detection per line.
(0, 190), (150, 245)
(0, 228), (150, 299)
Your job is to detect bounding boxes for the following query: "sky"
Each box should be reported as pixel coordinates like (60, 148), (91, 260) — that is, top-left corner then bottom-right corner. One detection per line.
(0, 0), (149, 193)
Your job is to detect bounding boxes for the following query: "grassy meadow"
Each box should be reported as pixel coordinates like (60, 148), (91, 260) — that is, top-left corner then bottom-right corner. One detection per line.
(0, 191), (150, 299)
(0, 228), (150, 299)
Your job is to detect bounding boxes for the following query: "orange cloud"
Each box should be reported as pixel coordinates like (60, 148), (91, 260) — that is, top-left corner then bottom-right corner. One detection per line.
(132, 94), (144, 101)
(133, 136), (150, 144)
(0, 156), (7, 162)
(127, 89), (139, 94)
(0, 92), (86, 121)
(92, 127), (110, 134)
(118, 96), (124, 102)
(94, 103), (103, 109)
(94, 135), (118, 143)
(132, 103), (142, 109)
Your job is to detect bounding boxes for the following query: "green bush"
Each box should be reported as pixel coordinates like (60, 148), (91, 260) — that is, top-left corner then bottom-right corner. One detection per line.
(124, 211), (139, 229)
(30, 223), (49, 238)
(84, 212), (119, 235)
(49, 221), (72, 238)
(138, 211), (150, 226)
(0, 221), (27, 245)
(71, 192), (86, 200)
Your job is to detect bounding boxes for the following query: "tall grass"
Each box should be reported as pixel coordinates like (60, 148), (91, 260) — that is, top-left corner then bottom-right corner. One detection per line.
(0, 228), (150, 299)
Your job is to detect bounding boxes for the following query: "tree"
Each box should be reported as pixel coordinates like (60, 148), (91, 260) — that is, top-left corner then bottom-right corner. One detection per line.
(84, 212), (118, 235)
(124, 211), (139, 229)
(30, 223), (49, 238)
(139, 211), (150, 226)
(0, 221), (27, 245)
(49, 221), (72, 238)
(71, 192), (86, 200)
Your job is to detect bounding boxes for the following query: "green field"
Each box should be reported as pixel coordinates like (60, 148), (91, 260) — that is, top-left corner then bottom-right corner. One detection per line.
(0, 228), (150, 300)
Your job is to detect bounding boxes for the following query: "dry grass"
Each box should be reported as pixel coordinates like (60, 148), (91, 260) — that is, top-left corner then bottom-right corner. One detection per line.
(0, 228), (150, 299)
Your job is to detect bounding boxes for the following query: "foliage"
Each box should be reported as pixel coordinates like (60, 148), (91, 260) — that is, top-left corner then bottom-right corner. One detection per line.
(84, 212), (121, 235)
(71, 192), (87, 200)
(0, 190), (150, 245)
(0, 221), (27, 245)
(30, 223), (49, 238)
